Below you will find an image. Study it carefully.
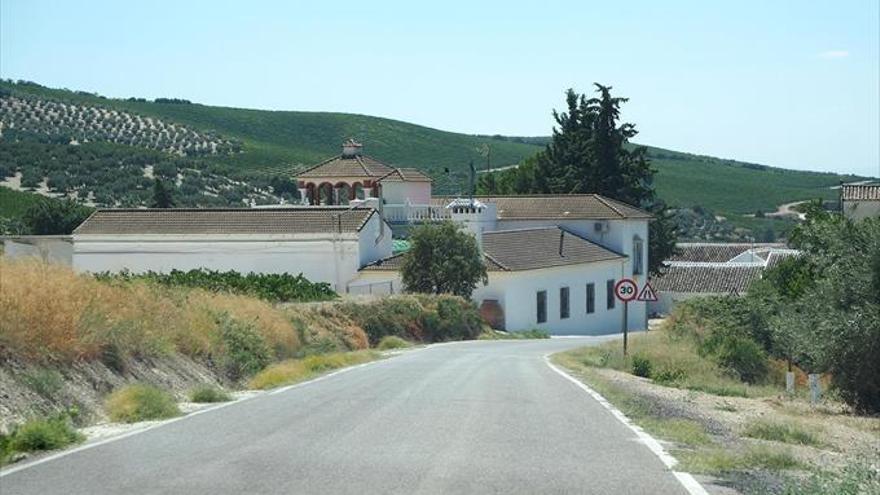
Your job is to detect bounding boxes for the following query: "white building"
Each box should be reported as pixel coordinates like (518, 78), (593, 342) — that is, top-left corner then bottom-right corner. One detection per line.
(841, 183), (880, 221)
(355, 195), (652, 335)
(648, 243), (799, 315)
(7, 139), (655, 336)
(72, 207), (392, 292)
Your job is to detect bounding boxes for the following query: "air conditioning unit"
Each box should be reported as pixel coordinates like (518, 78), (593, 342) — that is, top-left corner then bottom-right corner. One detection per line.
(594, 221), (609, 234)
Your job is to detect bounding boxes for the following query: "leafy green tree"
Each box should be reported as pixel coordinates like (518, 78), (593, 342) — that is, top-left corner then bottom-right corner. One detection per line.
(23, 198), (93, 235)
(758, 210), (880, 412)
(401, 221), (488, 298)
(151, 178), (175, 208)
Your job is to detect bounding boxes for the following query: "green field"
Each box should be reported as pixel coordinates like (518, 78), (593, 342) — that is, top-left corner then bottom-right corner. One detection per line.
(0, 80), (868, 217)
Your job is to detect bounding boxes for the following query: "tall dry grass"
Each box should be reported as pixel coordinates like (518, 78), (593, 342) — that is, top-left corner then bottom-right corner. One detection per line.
(0, 259), (301, 363)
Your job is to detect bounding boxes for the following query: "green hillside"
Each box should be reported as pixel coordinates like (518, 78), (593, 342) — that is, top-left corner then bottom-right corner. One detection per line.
(0, 80), (867, 226)
(0, 80), (539, 183)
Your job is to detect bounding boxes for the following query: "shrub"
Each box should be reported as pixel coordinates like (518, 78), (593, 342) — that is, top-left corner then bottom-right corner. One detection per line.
(216, 314), (271, 380)
(20, 368), (64, 398)
(631, 355), (653, 378)
(420, 296), (483, 342)
(188, 386), (232, 403)
(744, 420), (820, 446)
(105, 384), (180, 423)
(343, 297), (424, 344)
(377, 336), (411, 350)
(653, 365), (688, 384)
(716, 336), (768, 384)
(97, 268), (336, 303)
(8, 415), (83, 453)
(249, 351), (379, 390)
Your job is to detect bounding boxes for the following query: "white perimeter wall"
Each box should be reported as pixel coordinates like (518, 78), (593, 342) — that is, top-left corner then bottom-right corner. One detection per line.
(1, 238), (73, 265)
(72, 215), (393, 291)
(74, 238), (360, 291)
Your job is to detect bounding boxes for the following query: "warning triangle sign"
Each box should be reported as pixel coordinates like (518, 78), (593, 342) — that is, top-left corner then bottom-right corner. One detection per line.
(637, 283), (658, 302)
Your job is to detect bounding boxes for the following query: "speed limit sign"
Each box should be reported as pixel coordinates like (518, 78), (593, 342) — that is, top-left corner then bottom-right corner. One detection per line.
(614, 278), (638, 303)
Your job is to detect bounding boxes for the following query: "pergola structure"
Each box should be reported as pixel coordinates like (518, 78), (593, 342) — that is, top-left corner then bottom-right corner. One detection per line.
(295, 139), (430, 206)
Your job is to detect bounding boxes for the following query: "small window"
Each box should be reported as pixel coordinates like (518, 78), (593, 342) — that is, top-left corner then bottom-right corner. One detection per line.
(560, 287), (570, 319)
(607, 279), (616, 310)
(633, 236), (644, 275)
(536, 290), (547, 324)
(586, 283), (595, 314)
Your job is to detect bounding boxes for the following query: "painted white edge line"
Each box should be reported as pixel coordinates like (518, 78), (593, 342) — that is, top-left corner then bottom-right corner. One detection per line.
(544, 354), (710, 495)
(0, 356), (393, 477)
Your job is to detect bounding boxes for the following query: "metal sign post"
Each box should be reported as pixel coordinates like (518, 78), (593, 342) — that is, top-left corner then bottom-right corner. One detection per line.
(614, 279), (638, 356)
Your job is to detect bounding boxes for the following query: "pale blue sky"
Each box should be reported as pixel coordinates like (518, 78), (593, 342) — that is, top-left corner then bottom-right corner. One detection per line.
(1, 0), (878, 177)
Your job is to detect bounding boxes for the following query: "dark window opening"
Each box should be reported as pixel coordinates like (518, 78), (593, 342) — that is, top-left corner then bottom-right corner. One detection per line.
(607, 279), (616, 310)
(537, 290), (547, 324)
(586, 283), (595, 314)
(560, 287), (570, 319)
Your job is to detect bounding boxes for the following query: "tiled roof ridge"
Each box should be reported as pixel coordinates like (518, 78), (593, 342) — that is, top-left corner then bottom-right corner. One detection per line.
(665, 261), (766, 268)
(482, 252), (510, 271)
(592, 194), (625, 218)
(483, 226), (561, 235)
(294, 154), (343, 176)
(90, 206), (371, 213)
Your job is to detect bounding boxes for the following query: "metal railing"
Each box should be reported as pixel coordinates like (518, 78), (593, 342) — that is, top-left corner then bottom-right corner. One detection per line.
(382, 204), (450, 223)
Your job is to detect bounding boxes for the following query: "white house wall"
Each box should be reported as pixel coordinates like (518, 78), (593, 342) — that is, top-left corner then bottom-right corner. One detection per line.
(354, 261), (648, 335)
(358, 216), (394, 267)
(473, 260), (647, 335)
(381, 182), (432, 204)
(843, 200), (880, 221)
(73, 238), (362, 291)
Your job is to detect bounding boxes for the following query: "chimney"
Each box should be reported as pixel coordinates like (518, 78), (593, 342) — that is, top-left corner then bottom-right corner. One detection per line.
(342, 138), (363, 157)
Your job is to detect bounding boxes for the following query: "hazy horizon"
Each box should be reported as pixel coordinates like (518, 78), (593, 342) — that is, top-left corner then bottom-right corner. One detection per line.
(1, 0), (878, 177)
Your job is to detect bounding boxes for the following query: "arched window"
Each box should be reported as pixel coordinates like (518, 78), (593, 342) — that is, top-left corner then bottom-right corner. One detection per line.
(633, 235), (644, 275)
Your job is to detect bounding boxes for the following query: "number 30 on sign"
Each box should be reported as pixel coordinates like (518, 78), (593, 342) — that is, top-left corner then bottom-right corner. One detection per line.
(614, 278), (638, 303)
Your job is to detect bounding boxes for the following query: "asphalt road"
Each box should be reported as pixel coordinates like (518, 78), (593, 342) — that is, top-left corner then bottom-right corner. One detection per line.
(1, 338), (692, 494)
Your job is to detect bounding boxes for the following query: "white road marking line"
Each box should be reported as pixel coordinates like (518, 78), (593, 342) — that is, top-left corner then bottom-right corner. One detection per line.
(544, 354), (710, 495)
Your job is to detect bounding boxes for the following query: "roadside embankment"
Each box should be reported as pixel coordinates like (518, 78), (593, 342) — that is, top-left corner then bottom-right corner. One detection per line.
(552, 321), (880, 495)
(0, 259), (486, 464)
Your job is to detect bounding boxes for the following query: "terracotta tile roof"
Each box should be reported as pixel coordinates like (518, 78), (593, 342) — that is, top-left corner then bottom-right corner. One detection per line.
(765, 250), (801, 270)
(482, 227), (625, 271)
(74, 207), (377, 235)
(670, 243), (785, 263)
(431, 194), (652, 220)
(651, 264), (764, 294)
(377, 168), (432, 183)
(295, 154), (396, 179)
(842, 184), (880, 201)
(361, 227), (622, 272)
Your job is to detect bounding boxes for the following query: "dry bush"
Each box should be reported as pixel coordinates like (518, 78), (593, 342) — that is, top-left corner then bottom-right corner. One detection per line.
(0, 260), (300, 364)
(285, 305), (369, 354)
(185, 291), (300, 360)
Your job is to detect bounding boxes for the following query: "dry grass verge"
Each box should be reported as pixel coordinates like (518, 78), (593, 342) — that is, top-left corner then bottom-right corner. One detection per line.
(249, 351), (380, 390)
(552, 346), (880, 494)
(104, 384), (181, 423)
